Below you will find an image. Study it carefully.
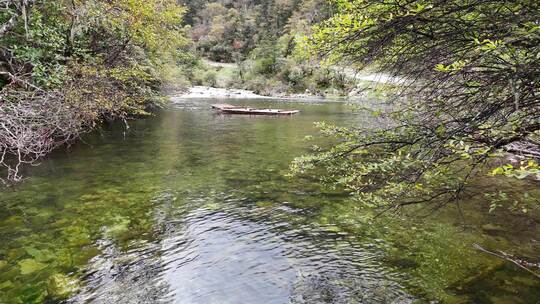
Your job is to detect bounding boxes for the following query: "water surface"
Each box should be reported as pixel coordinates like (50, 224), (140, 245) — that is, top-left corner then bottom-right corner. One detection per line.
(0, 98), (539, 303)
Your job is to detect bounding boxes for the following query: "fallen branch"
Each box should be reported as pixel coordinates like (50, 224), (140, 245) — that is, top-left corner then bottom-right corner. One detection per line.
(473, 243), (540, 279)
(504, 142), (540, 159)
(0, 89), (89, 181)
(0, 71), (44, 91)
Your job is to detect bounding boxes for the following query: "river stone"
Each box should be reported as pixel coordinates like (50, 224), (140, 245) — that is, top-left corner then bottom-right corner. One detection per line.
(18, 259), (47, 275)
(47, 273), (79, 299)
(290, 273), (414, 304)
(481, 223), (505, 233)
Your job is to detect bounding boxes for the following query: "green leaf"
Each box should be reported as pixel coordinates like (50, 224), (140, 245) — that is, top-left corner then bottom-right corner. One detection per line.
(491, 167), (504, 175)
(516, 172), (530, 179)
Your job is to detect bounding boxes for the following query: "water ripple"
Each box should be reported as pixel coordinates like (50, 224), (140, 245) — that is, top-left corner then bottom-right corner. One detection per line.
(69, 190), (414, 304)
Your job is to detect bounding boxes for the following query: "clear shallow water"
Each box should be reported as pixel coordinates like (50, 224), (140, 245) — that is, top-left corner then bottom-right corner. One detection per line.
(0, 98), (539, 303)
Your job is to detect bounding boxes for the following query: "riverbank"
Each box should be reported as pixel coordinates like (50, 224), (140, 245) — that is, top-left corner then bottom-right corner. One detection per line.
(177, 56), (401, 100)
(187, 60), (398, 101)
(174, 86), (272, 99)
(173, 85), (386, 102)
(174, 85), (349, 101)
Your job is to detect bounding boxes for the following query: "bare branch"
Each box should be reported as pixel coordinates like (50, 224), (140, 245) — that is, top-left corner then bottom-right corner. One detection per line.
(473, 243), (540, 279)
(0, 0), (36, 39)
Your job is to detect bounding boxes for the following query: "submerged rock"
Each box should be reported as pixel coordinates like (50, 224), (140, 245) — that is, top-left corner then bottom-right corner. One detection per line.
(290, 273), (414, 304)
(18, 259), (47, 275)
(481, 223), (505, 235)
(47, 274), (80, 299)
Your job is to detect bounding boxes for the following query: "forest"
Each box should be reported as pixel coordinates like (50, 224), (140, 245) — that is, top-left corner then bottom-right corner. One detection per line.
(0, 0), (539, 303)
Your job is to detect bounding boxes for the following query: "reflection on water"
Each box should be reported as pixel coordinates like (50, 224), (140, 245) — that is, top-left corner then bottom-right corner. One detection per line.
(0, 98), (539, 303)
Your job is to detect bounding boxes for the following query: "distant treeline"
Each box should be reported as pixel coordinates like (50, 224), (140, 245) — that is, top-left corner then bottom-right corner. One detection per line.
(183, 0), (332, 61)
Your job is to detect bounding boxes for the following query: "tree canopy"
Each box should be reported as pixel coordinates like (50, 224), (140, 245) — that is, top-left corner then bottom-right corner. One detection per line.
(292, 0), (540, 212)
(0, 0), (186, 181)
(188, 0), (333, 61)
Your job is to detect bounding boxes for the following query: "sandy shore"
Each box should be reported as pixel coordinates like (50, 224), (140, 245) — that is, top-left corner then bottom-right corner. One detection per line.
(172, 74), (398, 101)
(174, 86), (272, 99)
(173, 86), (335, 101)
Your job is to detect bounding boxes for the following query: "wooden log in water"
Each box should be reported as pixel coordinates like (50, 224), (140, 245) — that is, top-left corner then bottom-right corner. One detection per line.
(211, 104), (237, 110)
(211, 104), (299, 115)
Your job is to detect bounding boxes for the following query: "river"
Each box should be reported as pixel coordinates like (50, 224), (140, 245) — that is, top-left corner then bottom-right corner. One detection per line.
(0, 98), (538, 303)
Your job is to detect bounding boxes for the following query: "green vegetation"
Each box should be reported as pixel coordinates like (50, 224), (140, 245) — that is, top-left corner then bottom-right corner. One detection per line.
(0, 0), (187, 181)
(291, 0), (540, 214)
(185, 0), (358, 96)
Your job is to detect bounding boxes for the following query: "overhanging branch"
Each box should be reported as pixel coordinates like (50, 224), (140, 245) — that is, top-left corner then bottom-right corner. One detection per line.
(0, 0), (36, 39)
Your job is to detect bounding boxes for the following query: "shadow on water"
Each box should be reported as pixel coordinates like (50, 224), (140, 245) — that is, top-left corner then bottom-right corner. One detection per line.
(0, 98), (539, 303)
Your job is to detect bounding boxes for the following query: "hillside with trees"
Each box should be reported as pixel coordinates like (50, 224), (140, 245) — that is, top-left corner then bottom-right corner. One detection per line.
(179, 0), (359, 96)
(186, 0), (331, 61)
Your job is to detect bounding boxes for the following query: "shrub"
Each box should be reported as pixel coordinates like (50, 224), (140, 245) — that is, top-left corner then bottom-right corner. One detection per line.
(202, 70), (217, 87)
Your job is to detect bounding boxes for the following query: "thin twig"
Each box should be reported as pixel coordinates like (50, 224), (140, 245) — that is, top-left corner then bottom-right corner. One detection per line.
(473, 243), (540, 279)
